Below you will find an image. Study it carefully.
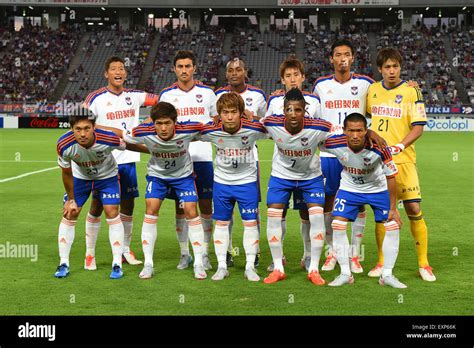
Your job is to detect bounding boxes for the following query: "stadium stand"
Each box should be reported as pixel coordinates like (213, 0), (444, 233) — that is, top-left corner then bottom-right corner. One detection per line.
(0, 24), (82, 102)
(303, 25), (373, 91)
(450, 28), (474, 106)
(228, 26), (298, 93)
(61, 26), (155, 102)
(149, 24), (225, 93)
(376, 24), (461, 106)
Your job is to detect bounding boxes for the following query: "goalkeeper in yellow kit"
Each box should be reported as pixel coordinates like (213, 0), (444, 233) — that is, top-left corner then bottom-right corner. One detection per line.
(366, 47), (436, 282)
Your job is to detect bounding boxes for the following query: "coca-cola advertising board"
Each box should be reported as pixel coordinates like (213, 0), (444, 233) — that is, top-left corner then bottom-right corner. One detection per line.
(18, 117), (71, 129)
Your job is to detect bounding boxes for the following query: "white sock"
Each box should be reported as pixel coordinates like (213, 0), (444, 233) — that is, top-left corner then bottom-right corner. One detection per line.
(85, 213), (100, 257)
(107, 215), (124, 267)
(187, 216), (204, 267)
(58, 218), (76, 266)
(332, 220), (351, 275)
(214, 220), (230, 269)
(382, 221), (400, 278)
(300, 219), (311, 258)
(141, 214), (158, 267)
(243, 220), (259, 270)
(308, 206), (325, 272)
(201, 214), (213, 256)
(324, 212), (334, 256)
(281, 217), (287, 242)
(351, 211), (366, 258)
(267, 208), (284, 272)
(120, 213), (133, 254)
(228, 217), (234, 253)
(175, 215), (189, 256)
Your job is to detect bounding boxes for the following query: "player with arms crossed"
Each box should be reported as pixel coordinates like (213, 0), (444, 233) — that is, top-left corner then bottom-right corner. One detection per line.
(82, 56), (158, 270)
(320, 113), (406, 288)
(265, 57), (322, 272)
(199, 92), (268, 281)
(215, 58), (266, 268)
(367, 48), (435, 282)
(121, 102), (207, 280)
(159, 50), (217, 271)
(312, 39), (375, 274)
(55, 115), (127, 279)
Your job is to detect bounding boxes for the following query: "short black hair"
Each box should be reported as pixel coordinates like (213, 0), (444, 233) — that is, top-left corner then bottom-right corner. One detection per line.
(105, 56), (125, 72)
(69, 115), (95, 128)
(173, 50), (196, 67)
(150, 102), (178, 123)
(343, 112), (367, 129)
(283, 87), (306, 107)
(330, 39), (355, 57)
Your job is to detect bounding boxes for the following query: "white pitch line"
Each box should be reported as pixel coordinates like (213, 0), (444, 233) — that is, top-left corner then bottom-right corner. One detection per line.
(0, 166), (58, 183)
(0, 160), (56, 163)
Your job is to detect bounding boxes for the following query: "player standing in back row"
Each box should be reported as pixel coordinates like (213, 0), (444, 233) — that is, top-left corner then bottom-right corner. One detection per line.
(215, 58), (267, 268)
(159, 51), (217, 271)
(83, 56), (158, 270)
(367, 47), (435, 282)
(312, 39), (374, 274)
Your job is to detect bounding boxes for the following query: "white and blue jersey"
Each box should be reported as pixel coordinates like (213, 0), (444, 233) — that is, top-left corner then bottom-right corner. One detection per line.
(199, 119), (268, 220)
(262, 115), (332, 206)
(159, 81), (217, 162)
(124, 121), (204, 203)
(313, 73), (375, 195)
(215, 84), (267, 118)
(320, 134), (398, 221)
(199, 119), (268, 185)
(57, 129), (125, 207)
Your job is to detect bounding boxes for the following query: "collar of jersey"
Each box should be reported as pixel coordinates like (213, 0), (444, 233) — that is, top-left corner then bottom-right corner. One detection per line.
(177, 81), (197, 93)
(106, 87), (124, 96)
(333, 72), (354, 84)
(381, 79), (406, 91)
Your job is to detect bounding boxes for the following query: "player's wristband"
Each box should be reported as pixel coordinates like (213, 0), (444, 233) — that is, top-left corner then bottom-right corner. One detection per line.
(389, 143), (405, 155)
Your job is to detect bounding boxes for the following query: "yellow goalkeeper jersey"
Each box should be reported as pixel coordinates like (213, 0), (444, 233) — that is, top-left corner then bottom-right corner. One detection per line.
(367, 80), (427, 164)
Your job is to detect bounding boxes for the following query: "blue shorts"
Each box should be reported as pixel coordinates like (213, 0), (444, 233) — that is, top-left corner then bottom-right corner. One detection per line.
(267, 175), (325, 206)
(290, 189), (308, 210)
(167, 161), (213, 201)
(213, 181), (259, 221)
(117, 162), (139, 199)
(321, 157), (343, 196)
(333, 189), (390, 222)
(73, 176), (121, 208)
(146, 175), (198, 203)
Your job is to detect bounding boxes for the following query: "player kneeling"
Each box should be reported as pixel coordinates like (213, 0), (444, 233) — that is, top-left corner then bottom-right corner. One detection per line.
(122, 102), (207, 280)
(199, 92), (268, 281)
(55, 116), (127, 279)
(320, 113), (406, 288)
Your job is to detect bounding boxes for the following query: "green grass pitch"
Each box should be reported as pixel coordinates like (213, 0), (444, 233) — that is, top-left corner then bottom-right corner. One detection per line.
(0, 129), (473, 315)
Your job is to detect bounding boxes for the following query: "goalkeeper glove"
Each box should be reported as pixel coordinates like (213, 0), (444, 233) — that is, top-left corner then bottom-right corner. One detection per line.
(389, 143), (405, 155)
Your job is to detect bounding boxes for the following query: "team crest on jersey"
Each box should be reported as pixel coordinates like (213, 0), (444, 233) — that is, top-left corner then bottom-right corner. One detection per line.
(74, 154), (81, 159)
(351, 86), (358, 96)
(96, 151), (105, 159)
(245, 98), (253, 107)
(363, 157), (371, 166)
(176, 140), (184, 149)
(395, 95), (403, 104)
(125, 97), (132, 106)
(301, 137), (309, 146)
(196, 94), (203, 103)
(241, 136), (249, 145)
